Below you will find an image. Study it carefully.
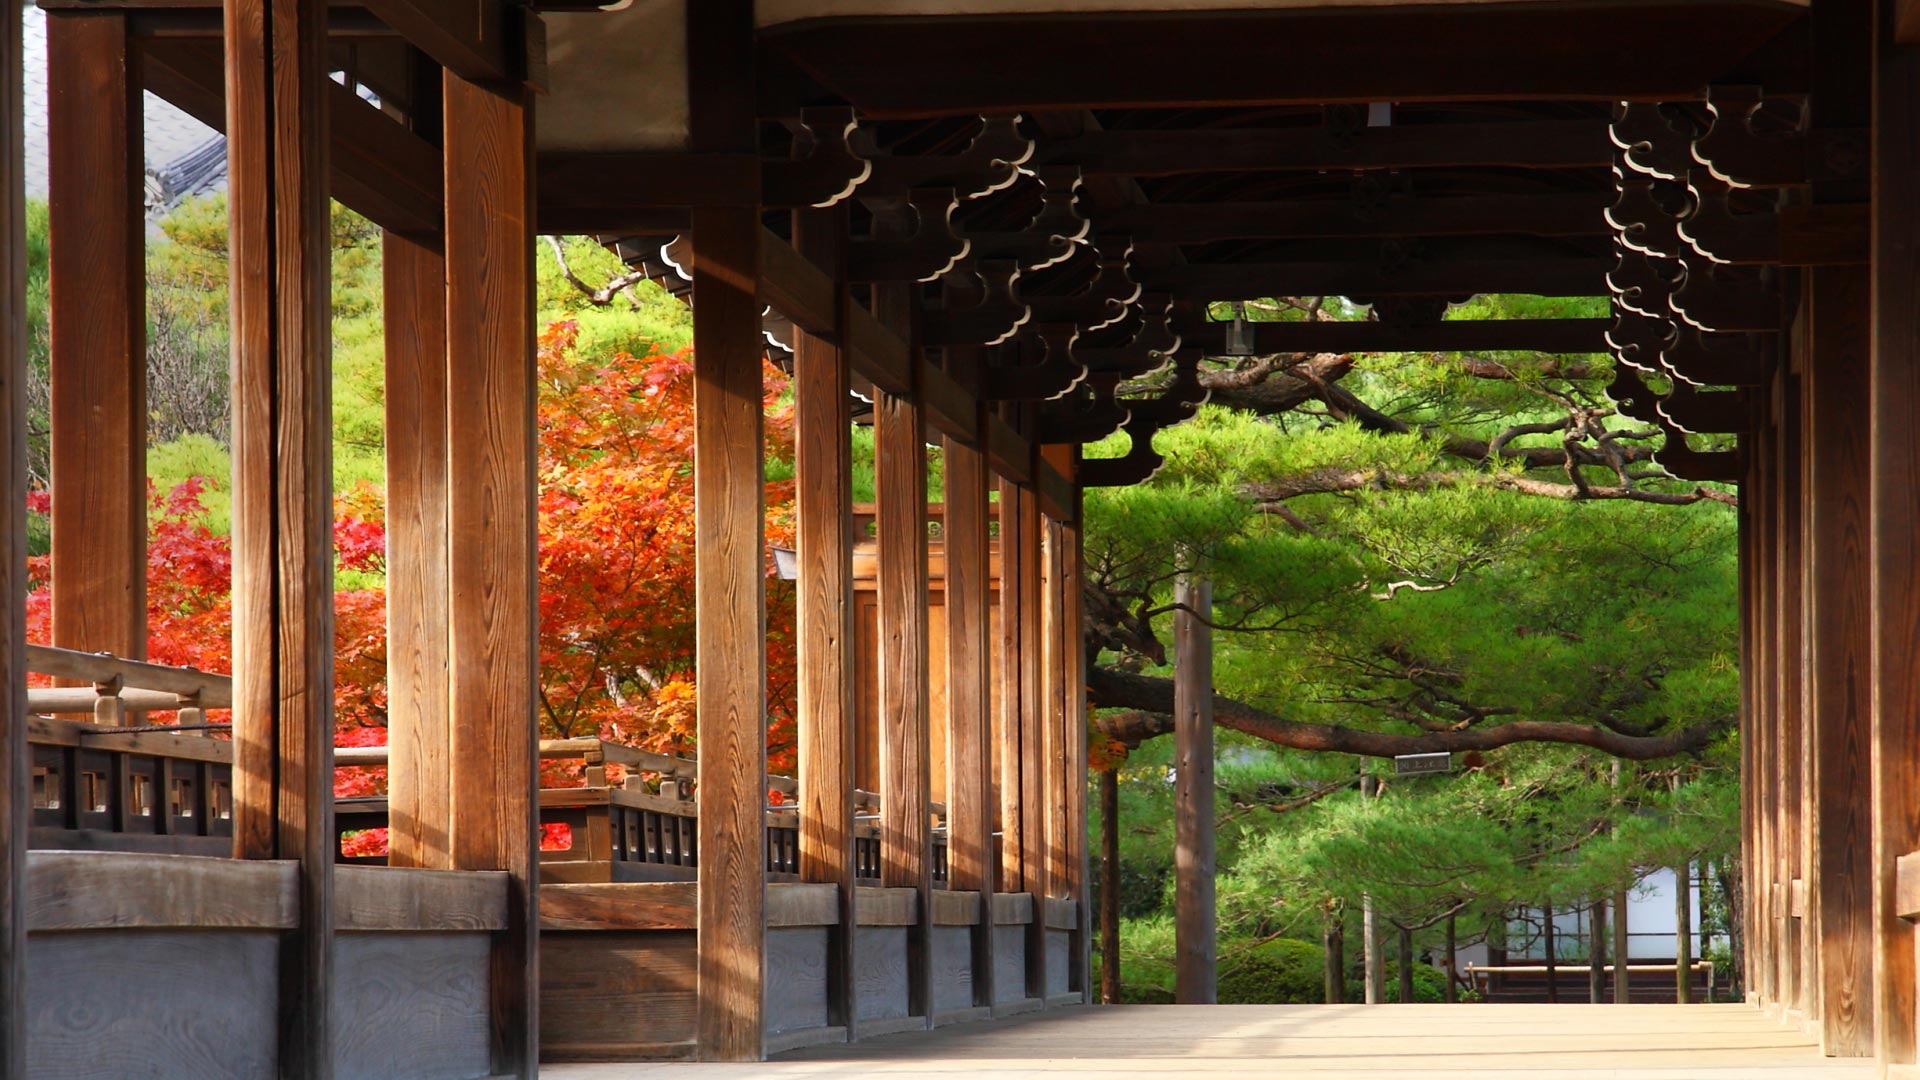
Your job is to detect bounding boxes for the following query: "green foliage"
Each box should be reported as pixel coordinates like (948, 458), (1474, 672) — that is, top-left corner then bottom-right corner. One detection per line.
(1217, 937), (1328, 1004)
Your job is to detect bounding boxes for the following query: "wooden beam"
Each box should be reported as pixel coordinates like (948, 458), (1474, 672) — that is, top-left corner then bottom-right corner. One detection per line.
(1805, 266), (1876, 1055)
(0, 0), (28, 1063)
(224, 0), (334, 1072)
(1043, 119), (1613, 177)
(382, 228), (451, 871)
(1899, 0), (1920, 44)
(361, 0), (512, 83)
(987, 415), (1034, 485)
(1872, 4), (1920, 1062)
(1159, 258), (1609, 301)
(945, 429), (996, 1008)
(793, 204), (858, 1036)
(443, 70), (538, 1077)
(47, 11), (147, 662)
(1099, 193), (1609, 245)
(1185, 317), (1609, 356)
(1173, 575), (1217, 1004)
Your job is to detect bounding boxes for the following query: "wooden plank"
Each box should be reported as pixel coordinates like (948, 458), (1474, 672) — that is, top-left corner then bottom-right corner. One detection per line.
(1873, 9), (1920, 1062)
(993, 892), (1034, 926)
(46, 11), (146, 663)
(331, 932), (491, 1080)
(761, 223), (837, 338)
(768, 883), (842, 929)
(539, 929), (697, 1061)
(27, 850), (298, 931)
(223, 0), (335, 1072)
(1042, 119), (1614, 176)
(946, 432), (996, 1007)
(333, 866), (507, 931)
(1805, 266), (1876, 1055)
(988, 416), (1034, 486)
(932, 890), (983, 928)
(791, 204), (858, 1036)
(360, 0), (513, 83)
(856, 887), (920, 928)
(1174, 575), (1217, 1004)
(1037, 460), (1075, 525)
(1044, 898), (1079, 933)
(27, 715), (233, 764)
(688, 2), (768, 1058)
(23, 645), (230, 700)
(1159, 257), (1609, 301)
(923, 362), (978, 446)
(1897, 854), (1920, 921)
(1099, 192), (1609, 244)
(443, 70), (539, 1078)
(848, 300), (914, 399)
(0, 0), (25, 1058)
(382, 229), (451, 872)
(539, 882), (698, 931)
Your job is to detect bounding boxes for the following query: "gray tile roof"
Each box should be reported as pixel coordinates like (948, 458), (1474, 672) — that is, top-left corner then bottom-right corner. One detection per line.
(21, 3), (224, 208)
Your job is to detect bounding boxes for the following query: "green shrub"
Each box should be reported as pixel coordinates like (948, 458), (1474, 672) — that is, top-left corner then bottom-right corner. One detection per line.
(1216, 937), (1328, 1004)
(1346, 959), (1453, 1003)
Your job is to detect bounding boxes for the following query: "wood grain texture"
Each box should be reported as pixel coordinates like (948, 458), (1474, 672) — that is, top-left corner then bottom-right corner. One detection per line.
(28, 929), (282, 1079)
(539, 930), (696, 1061)
(1041, 510), (1072, 912)
(855, 926), (911, 1022)
(994, 892), (1035, 926)
(28, 850), (298, 931)
(688, 62), (769, 1054)
(1065, 507), (1092, 1001)
(540, 882), (698, 931)
(1774, 361), (1806, 1017)
(856, 886), (920, 927)
(45, 10), (146, 662)
(1174, 576), (1217, 1003)
(1874, 6), (1920, 1062)
(946, 435), (997, 1008)
(993, 924), (1028, 1005)
(932, 926), (975, 1013)
(996, 480), (1027, 894)
(382, 229), (453, 872)
(444, 69), (540, 1078)
(223, 0), (337, 1070)
(1805, 266), (1877, 1056)
(332, 932), (492, 1080)
(1016, 483), (1050, 1001)
(766, 928), (831, 1035)
(1897, 854), (1920, 920)
(931, 889), (983, 927)
(791, 204), (858, 1035)
(334, 867), (509, 932)
(1752, 409), (1779, 1007)
(0, 0), (25, 1061)
(768, 883), (842, 928)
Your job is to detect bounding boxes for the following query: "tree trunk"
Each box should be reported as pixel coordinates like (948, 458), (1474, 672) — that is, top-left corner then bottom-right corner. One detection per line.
(1361, 770), (1383, 1005)
(1544, 902), (1559, 1004)
(1443, 912), (1457, 1004)
(1397, 925), (1415, 1003)
(1589, 900), (1606, 1004)
(1675, 862), (1694, 1005)
(1099, 768), (1121, 1005)
(1722, 860), (1745, 1000)
(1324, 906), (1346, 1004)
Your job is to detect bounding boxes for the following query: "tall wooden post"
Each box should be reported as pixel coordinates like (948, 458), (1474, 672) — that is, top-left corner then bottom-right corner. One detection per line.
(794, 204), (858, 1036)
(1017, 482), (1049, 1003)
(1775, 365), (1807, 1020)
(443, 70), (539, 1076)
(997, 477), (1027, 897)
(1738, 454), (1757, 1003)
(1042, 512), (1070, 968)
(46, 10), (146, 661)
(1805, 266), (1876, 1055)
(382, 228), (452, 871)
(688, 2), (768, 1059)
(1676, 863), (1694, 1005)
(1751, 406), (1780, 1008)
(1871, 2), (1920, 1063)
(1, 0), (29, 1066)
(1099, 767), (1121, 1005)
(947, 430), (997, 1009)
(1173, 574), (1216, 1004)
(224, 0), (335, 1071)
(1589, 902), (1606, 1004)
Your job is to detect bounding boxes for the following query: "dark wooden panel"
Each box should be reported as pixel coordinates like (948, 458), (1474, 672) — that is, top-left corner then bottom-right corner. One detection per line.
(538, 930), (696, 1061)
(992, 924), (1026, 1005)
(1101, 193), (1608, 244)
(540, 882), (697, 931)
(443, 70), (540, 1077)
(931, 926), (975, 1014)
(331, 932), (492, 1080)
(46, 10), (146, 662)
(1044, 119), (1612, 176)
(28, 930), (281, 1079)
(766, 928), (831, 1035)
(854, 926), (911, 1023)
(28, 850), (297, 931)
(1159, 257), (1610, 301)
(1, 0), (26, 1060)
(334, 867), (507, 932)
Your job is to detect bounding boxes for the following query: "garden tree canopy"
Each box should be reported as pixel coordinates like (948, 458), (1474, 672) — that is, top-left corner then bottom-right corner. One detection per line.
(1083, 294), (1740, 763)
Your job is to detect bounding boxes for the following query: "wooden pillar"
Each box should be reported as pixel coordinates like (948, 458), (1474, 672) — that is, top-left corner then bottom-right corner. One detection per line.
(1, 0), (29, 1066)
(1173, 575), (1216, 1004)
(1067, 501), (1092, 1002)
(1042, 509), (1070, 909)
(1099, 767), (1121, 1005)
(1871, 3), (1920, 1062)
(1017, 481), (1049, 1003)
(1776, 363), (1808, 1020)
(997, 477), (1026, 896)
(1805, 266), (1876, 1055)
(946, 429), (996, 1009)
(687, 1), (767, 1060)
(794, 204), (857, 1035)
(443, 71), (538, 1076)
(1738, 453), (1757, 1002)
(382, 229), (452, 871)
(46, 10), (146, 661)
(1752, 404), (1781, 1009)
(223, 0), (334, 1070)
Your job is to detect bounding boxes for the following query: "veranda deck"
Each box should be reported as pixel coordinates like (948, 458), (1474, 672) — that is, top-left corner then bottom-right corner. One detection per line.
(546, 1003), (1871, 1080)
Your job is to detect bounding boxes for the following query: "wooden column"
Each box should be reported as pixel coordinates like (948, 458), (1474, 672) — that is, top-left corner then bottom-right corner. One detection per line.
(46, 10), (146, 661)
(997, 477), (1025, 895)
(1805, 266), (1876, 1055)
(688, 1), (767, 1060)
(1017, 481), (1049, 1003)
(1871, 3), (1920, 1062)
(1752, 406), (1780, 1008)
(946, 429), (997, 1009)
(1099, 767), (1121, 1005)
(1676, 864), (1693, 1005)
(1173, 575), (1216, 1004)
(1067, 501), (1092, 1002)
(1738, 447), (1756, 1002)
(224, 0), (335, 1070)
(443, 71), (538, 1076)
(1042, 513), (1070, 909)
(794, 204), (857, 1035)
(382, 229), (452, 871)
(1, 0), (29, 1066)
(1776, 363), (1808, 1019)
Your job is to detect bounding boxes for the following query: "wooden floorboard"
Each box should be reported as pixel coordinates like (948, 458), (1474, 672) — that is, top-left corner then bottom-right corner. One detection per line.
(544, 1004), (1873, 1079)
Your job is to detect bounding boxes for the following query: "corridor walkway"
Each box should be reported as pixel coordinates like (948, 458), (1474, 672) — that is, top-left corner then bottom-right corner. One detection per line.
(546, 1003), (1872, 1080)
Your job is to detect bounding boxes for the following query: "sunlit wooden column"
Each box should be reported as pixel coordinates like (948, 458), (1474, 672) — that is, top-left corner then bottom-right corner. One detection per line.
(1737, 476), (1755, 1003)
(223, 0), (335, 1070)
(996, 475), (1027, 898)
(1174, 574), (1217, 1003)
(1, 0), (30, 1066)
(872, 275), (933, 1026)
(1041, 508), (1069, 937)
(382, 227), (452, 870)
(794, 203), (858, 1035)
(441, 67), (540, 1075)
(687, 1), (768, 1060)
(1870, 3), (1920, 1064)
(1065, 485), (1092, 1003)
(1804, 266), (1876, 1056)
(945, 424), (996, 1010)
(1017, 479), (1050, 1004)
(46, 10), (146, 661)
(1775, 361), (1807, 1019)
(1750, 402), (1779, 1008)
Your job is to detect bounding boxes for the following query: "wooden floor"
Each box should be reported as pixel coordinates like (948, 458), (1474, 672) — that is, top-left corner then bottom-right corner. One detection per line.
(544, 1004), (1871, 1079)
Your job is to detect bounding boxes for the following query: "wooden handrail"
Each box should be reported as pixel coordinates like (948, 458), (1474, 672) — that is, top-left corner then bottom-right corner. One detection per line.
(25, 644), (232, 708)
